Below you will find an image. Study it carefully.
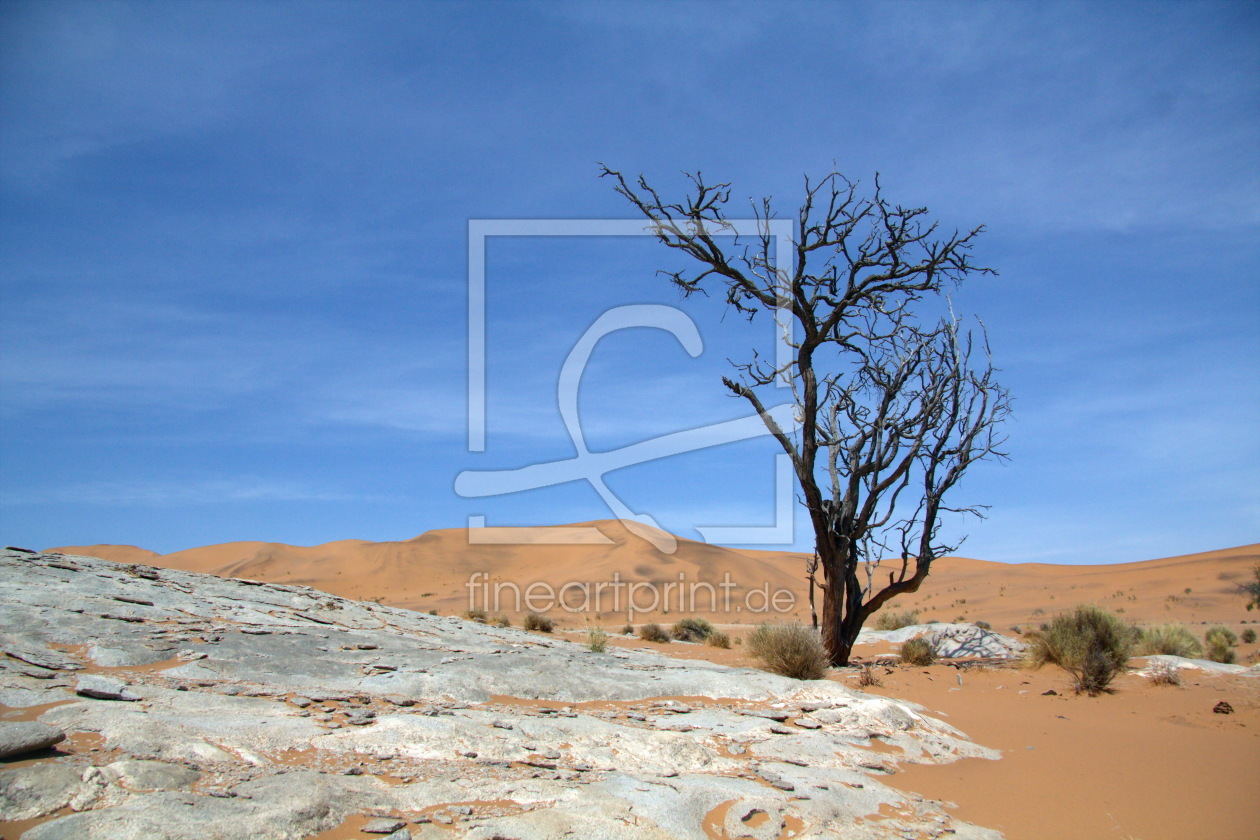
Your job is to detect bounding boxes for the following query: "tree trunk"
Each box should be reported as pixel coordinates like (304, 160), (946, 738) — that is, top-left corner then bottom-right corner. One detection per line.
(818, 539), (868, 667)
(819, 558), (853, 666)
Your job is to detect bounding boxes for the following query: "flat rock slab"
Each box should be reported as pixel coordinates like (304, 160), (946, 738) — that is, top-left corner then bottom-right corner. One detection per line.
(0, 721), (66, 759)
(0, 548), (1005, 840)
(75, 674), (141, 701)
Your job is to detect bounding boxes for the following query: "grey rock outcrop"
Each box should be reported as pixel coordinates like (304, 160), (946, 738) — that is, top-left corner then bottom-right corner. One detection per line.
(0, 721), (65, 759)
(0, 548), (1004, 839)
(857, 622), (1026, 659)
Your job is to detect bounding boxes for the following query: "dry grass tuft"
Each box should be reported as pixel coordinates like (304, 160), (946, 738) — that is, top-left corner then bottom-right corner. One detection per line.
(523, 612), (554, 633)
(671, 617), (715, 642)
(586, 627), (608, 653)
(874, 609), (920, 631)
(637, 623), (671, 643)
(899, 637), (936, 666)
(705, 630), (731, 649)
(856, 664), (882, 687)
(1136, 624), (1201, 658)
(747, 623), (829, 680)
(1147, 660), (1182, 687)
(462, 607), (488, 623)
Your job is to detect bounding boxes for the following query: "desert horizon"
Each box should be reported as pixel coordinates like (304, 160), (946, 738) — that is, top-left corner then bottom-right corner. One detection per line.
(5, 535), (1258, 840)
(48, 520), (1260, 633)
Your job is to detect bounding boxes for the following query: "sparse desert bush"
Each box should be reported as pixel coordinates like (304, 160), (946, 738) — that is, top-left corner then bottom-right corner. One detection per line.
(1010, 625), (1023, 635)
(748, 623), (829, 680)
(462, 607), (488, 623)
(1205, 626), (1237, 663)
(1241, 564), (1260, 611)
(621, 624), (634, 635)
(671, 617), (715, 642)
(874, 609), (920, 631)
(586, 627), (608, 653)
(1206, 626), (1238, 647)
(856, 664), (881, 687)
(493, 614), (511, 628)
(1147, 660), (1182, 687)
(523, 612), (554, 633)
(706, 630), (731, 649)
(1242, 628), (1257, 644)
(638, 623), (671, 643)
(1023, 605), (1134, 695)
(899, 637), (936, 666)
(1136, 624), (1202, 659)
(973, 620), (992, 630)
(1206, 641), (1235, 663)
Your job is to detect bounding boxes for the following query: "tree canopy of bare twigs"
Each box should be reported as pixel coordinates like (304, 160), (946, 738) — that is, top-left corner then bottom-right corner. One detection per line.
(603, 165), (1011, 666)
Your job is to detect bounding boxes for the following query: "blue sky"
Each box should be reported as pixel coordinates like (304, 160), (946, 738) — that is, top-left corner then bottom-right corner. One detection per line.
(1, 0), (1256, 564)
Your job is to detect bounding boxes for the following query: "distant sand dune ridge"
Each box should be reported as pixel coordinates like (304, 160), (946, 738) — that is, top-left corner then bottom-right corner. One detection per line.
(52, 522), (1259, 630)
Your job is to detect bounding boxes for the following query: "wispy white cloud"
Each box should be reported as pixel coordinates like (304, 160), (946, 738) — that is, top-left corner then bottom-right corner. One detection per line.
(1, 476), (377, 507)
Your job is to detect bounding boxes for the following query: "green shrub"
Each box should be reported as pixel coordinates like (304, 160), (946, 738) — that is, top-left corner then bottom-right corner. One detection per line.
(1242, 628), (1256, 644)
(1136, 624), (1202, 658)
(671, 617), (715, 642)
(1241, 564), (1260, 611)
(874, 609), (920, 631)
(1205, 627), (1237, 663)
(1205, 626), (1238, 647)
(1022, 605), (1134, 695)
(523, 612), (554, 633)
(586, 627), (608, 653)
(462, 608), (488, 623)
(1206, 638), (1236, 664)
(899, 637), (936, 666)
(705, 630), (731, 649)
(637, 623), (670, 643)
(747, 623), (829, 680)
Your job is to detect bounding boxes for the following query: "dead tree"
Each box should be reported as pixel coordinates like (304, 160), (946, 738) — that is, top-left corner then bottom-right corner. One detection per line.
(603, 165), (1011, 666)
(806, 552), (820, 629)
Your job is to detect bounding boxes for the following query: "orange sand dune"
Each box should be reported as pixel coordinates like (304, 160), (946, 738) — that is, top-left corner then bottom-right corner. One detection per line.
(52, 544), (162, 566)
(51, 525), (1259, 631)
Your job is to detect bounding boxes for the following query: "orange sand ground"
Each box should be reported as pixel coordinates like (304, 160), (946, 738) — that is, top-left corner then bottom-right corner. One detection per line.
(594, 633), (1260, 840)
(48, 524), (1260, 840)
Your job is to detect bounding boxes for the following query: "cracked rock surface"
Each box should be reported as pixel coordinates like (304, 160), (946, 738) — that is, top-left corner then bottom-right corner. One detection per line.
(0, 549), (1003, 839)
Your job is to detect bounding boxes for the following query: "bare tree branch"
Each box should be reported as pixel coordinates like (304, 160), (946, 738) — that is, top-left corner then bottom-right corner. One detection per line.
(605, 165), (1011, 665)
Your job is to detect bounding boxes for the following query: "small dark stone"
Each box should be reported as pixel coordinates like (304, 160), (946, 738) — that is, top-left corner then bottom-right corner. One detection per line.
(1041, 689), (1057, 696)
(1213, 701), (1234, 715)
